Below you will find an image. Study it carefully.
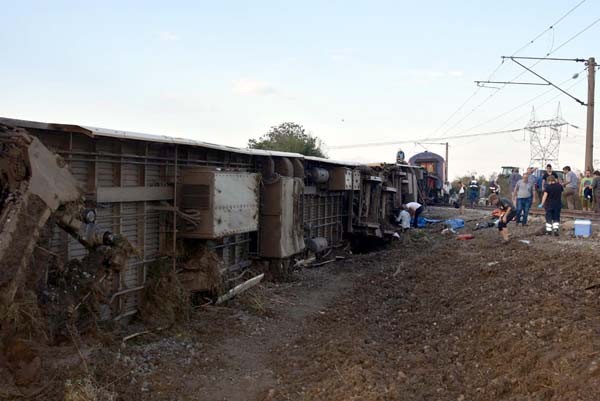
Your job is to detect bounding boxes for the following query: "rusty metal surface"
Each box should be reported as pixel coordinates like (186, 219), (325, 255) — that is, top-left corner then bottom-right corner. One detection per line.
(260, 177), (305, 258)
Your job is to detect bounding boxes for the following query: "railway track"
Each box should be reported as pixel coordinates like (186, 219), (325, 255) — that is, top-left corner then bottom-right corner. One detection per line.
(432, 205), (600, 221)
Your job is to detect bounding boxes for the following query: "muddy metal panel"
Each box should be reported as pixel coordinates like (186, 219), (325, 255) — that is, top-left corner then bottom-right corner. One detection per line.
(302, 192), (345, 247)
(179, 168), (259, 239)
(260, 177), (305, 258)
(328, 167), (354, 191)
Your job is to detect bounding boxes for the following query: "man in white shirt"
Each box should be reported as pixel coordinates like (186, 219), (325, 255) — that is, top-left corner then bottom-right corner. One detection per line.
(442, 181), (451, 203)
(396, 209), (411, 230)
(403, 202), (424, 228)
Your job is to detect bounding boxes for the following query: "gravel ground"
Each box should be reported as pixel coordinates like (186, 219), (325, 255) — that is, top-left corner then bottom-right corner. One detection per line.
(11, 207), (600, 401)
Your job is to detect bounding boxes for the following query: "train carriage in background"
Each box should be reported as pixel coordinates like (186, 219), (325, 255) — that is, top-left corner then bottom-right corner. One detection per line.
(408, 151), (446, 203)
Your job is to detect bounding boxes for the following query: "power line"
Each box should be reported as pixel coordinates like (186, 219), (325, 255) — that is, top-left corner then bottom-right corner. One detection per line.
(453, 69), (587, 135)
(329, 128), (523, 150)
(422, 0), (589, 141)
(511, 0), (587, 56)
(330, 75), (587, 151)
(549, 15), (600, 55)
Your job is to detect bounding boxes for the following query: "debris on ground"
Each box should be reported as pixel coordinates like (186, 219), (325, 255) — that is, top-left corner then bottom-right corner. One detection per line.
(177, 246), (223, 294)
(138, 259), (191, 327)
(63, 376), (117, 401)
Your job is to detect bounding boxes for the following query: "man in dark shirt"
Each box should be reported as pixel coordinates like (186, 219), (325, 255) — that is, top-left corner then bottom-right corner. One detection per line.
(488, 193), (516, 243)
(540, 175), (563, 236)
(541, 164), (559, 191)
(468, 176), (479, 208)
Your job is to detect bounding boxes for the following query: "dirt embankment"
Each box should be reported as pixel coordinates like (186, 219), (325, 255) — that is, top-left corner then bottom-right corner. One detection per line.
(265, 213), (600, 401)
(5, 208), (600, 401)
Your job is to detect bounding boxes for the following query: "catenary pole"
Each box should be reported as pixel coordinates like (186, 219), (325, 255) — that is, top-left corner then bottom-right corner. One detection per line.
(444, 142), (449, 183)
(585, 57), (596, 171)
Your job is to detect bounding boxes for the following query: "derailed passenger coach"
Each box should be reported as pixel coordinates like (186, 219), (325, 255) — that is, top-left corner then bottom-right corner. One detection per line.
(0, 117), (424, 321)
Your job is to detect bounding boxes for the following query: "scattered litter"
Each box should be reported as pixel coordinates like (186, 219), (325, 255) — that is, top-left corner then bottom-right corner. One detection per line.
(519, 240), (531, 245)
(456, 234), (474, 241)
(487, 261), (499, 267)
(474, 219), (499, 230)
(444, 218), (465, 230)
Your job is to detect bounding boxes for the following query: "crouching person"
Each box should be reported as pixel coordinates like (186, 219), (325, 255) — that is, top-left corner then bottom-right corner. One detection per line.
(395, 208), (411, 231)
(403, 202), (424, 228)
(488, 193), (516, 243)
(540, 175), (563, 236)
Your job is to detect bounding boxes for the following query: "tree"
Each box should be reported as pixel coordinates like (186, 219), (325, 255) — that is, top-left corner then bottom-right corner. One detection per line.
(248, 122), (326, 157)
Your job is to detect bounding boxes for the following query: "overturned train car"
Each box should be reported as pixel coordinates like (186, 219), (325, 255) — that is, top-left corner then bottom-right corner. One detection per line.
(0, 117), (423, 321)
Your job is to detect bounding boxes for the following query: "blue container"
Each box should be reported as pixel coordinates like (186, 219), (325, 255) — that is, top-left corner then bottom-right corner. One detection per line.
(574, 219), (592, 238)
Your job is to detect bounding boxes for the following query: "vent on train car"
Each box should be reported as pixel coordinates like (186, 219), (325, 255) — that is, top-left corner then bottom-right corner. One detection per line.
(181, 184), (210, 210)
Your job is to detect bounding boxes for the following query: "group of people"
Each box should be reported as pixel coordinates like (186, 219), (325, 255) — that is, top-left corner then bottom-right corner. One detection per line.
(398, 164), (600, 241)
(489, 164), (600, 242)
(509, 164), (600, 213)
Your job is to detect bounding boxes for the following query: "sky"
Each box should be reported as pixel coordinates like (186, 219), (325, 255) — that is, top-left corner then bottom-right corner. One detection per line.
(1, 0), (599, 179)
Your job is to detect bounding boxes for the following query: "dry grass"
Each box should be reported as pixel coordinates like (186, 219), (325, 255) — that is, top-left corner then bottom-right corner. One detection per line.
(63, 377), (116, 401)
(0, 290), (47, 341)
(236, 285), (270, 316)
(138, 259), (191, 326)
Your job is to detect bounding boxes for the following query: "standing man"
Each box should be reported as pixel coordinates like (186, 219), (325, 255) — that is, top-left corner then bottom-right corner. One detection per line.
(562, 166), (579, 210)
(593, 171), (600, 213)
(489, 180), (500, 195)
(536, 171), (544, 205)
(488, 193), (516, 243)
(542, 164), (559, 192)
(526, 167), (538, 203)
(442, 181), (451, 204)
(403, 202), (424, 228)
(580, 169), (594, 212)
(458, 182), (466, 215)
(513, 172), (536, 226)
(540, 175), (563, 236)
(509, 168), (522, 193)
(468, 176), (479, 208)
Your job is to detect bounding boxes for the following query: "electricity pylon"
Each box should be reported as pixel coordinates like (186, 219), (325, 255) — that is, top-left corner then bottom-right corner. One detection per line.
(525, 103), (570, 168)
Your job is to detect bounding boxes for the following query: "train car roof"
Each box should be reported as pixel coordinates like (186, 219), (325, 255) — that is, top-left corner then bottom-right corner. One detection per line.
(0, 116), (411, 168)
(0, 116), (304, 158)
(408, 150), (445, 162)
(304, 155), (362, 166)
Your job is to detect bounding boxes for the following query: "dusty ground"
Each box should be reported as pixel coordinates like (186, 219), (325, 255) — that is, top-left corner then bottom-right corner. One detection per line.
(8, 207), (600, 401)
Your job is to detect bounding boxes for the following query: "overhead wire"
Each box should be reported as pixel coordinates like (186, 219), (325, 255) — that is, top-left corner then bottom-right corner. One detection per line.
(441, 26), (593, 139)
(547, 15), (600, 55)
(447, 68), (587, 136)
(330, 75), (588, 150)
(511, 0), (587, 55)
(421, 0), (589, 141)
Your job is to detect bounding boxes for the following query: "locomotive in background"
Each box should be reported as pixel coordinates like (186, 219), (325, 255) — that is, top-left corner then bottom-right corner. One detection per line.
(406, 150), (447, 204)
